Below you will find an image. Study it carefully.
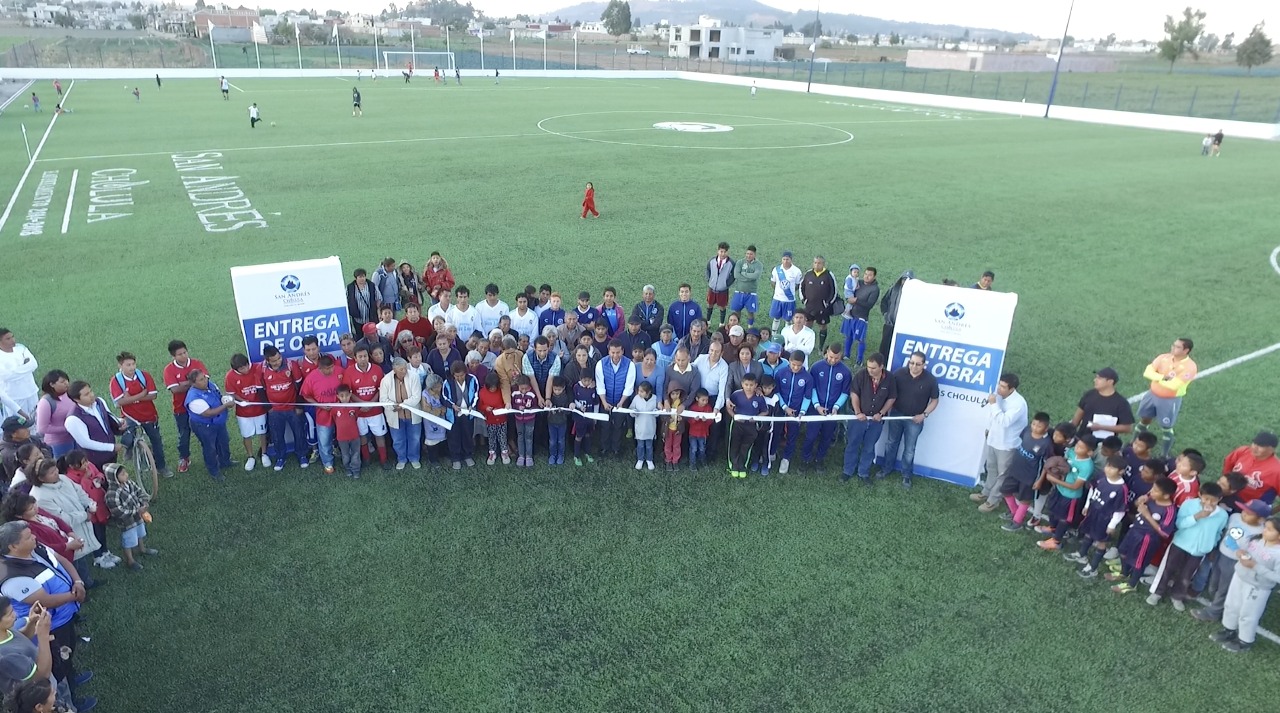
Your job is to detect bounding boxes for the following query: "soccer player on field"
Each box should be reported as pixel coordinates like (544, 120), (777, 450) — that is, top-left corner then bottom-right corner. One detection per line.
(1137, 338), (1197, 457)
(769, 251), (803, 333)
(220, 76), (229, 99)
(352, 87), (362, 117)
(225, 354), (269, 470)
(342, 347), (389, 470)
(248, 103), (260, 128)
(705, 242), (735, 330)
(261, 345), (308, 471)
(731, 245), (763, 328)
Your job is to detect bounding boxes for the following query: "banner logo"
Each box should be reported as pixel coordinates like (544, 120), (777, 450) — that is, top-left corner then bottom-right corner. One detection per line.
(280, 275), (302, 293)
(944, 302), (965, 321)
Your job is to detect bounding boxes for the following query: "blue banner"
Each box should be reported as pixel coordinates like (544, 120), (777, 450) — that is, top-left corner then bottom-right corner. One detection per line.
(241, 307), (349, 363)
(894, 333), (1005, 392)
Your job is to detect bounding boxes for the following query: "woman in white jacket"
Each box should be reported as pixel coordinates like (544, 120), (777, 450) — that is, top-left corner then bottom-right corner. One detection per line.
(379, 357), (423, 470)
(28, 457), (102, 585)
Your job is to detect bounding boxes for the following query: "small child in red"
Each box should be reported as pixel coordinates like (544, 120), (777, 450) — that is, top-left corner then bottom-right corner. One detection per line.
(686, 388), (714, 470)
(478, 372), (510, 465)
(581, 181), (599, 219)
(332, 385), (363, 478)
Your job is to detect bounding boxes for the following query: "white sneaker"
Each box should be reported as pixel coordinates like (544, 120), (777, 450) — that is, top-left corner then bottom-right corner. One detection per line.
(1146, 594), (1161, 606)
(1103, 547), (1119, 561)
(646, 461), (655, 471)
(410, 462), (421, 470)
(93, 555), (116, 570)
(106, 552), (122, 564)
(244, 457), (256, 472)
(396, 462), (406, 470)
(260, 455), (272, 470)
(635, 460), (643, 470)
(779, 458), (790, 474)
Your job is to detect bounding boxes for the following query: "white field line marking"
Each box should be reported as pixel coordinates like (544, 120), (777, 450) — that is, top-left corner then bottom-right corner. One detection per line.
(60, 168), (78, 235)
(37, 131), (550, 163)
(228, 82), (245, 92)
(336, 77), (350, 82)
(1271, 245), (1279, 277)
(1127, 341), (1280, 404)
(0, 81), (33, 111)
(0, 80), (74, 235)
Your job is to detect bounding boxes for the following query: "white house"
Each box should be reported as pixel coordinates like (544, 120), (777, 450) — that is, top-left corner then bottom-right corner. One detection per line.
(668, 16), (782, 60)
(30, 3), (69, 26)
(577, 22), (608, 35)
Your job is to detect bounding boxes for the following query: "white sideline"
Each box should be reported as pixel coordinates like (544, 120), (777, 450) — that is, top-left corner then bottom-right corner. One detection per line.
(0, 80), (73, 235)
(1127, 341), (1280, 405)
(0, 80), (34, 111)
(60, 169), (77, 235)
(1271, 245), (1280, 277)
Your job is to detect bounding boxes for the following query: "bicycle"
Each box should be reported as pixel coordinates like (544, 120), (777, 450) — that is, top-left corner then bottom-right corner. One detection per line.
(123, 418), (160, 502)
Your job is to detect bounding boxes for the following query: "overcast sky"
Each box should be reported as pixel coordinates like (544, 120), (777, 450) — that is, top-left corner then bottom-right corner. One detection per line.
(337, 1), (1272, 41)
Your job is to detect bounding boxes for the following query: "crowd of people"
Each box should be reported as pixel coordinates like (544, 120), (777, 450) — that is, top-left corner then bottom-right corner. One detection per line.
(0, 243), (1277, 709)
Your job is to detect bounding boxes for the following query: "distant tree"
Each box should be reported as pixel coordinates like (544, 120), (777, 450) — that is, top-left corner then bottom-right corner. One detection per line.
(1157, 7), (1206, 72)
(1063, 35), (1075, 47)
(800, 20), (823, 38)
(274, 20), (293, 39)
(52, 12), (76, 28)
(572, 20), (581, 28)
(872, 33), (880, 46)
(1236, 23), (1273, 73)
(325, 9), (340, 17)
(1221, 32), (1235, 51)
(1196, 33), (1219, 52)
(127, 13), (145, 29)
(889, 32), (900, 45)
(259, 7), (275, 15)
(483, 21), (495, 29)
(1103, 32), (1116, 48)
(600, 0), (631, 36)
(844, 34), (855, 43)
(962, 29), (969, 40)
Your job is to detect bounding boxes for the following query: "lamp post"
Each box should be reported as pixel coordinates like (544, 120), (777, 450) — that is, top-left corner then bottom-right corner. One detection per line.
(1044, 0), (1076, 118)
(804, 1), (820, 93)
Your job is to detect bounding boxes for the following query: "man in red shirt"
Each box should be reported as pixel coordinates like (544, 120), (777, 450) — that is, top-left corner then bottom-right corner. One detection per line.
(261, 344), (308, 471)
(162, 339), (207, 474)
(109, 351), (171, 477)
(225, 352), (271, 471)
(301, 355), (343, 475)
(340, 345), (389, 470)
(294, 336), (331, 459)
(1223, 431), (1280, 504)
(395, 303), (434, 350)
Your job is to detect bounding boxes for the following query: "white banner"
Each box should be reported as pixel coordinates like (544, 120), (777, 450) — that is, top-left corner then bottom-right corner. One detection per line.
(229, 257), (351, 364)
(880, 280), (1018, 486)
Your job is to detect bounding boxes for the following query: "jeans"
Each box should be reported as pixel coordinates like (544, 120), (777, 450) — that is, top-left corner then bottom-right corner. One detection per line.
(549, 423), (567, 462)
(268, 409), (308, 464)
(842, 418), (884, 478)
(316, 425), (335, 468)
(191, 420), (231, 478)
(173, 411), (192, 460)
(689, 436), (707, 465)
(801, 419), (839, 462)
(389, 420), (422, 464)
(882, 414), (924, 479)
(50, 441), (74, 458)
(337, 438), (361, 476)
(137, 419), (168, 472)
(636, 438), (654, 462)
(516, 421), (535, 459)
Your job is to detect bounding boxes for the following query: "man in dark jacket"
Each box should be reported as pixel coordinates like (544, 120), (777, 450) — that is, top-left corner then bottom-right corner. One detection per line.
(0, 416), (51, 485)
(877, 270), (915, 367)
(841, 266), (880, 365)
(346, 269), (377, 329)
(799, 256), (838, 353)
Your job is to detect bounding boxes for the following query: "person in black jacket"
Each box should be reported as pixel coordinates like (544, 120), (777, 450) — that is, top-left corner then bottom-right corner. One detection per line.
(877, 269), (914, 367)
(799, 256), (838, 353)
(346, 268), (376, 329)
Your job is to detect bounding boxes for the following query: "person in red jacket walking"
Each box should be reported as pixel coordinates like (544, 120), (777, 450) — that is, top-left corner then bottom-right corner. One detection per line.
(581, 182), (599, 219)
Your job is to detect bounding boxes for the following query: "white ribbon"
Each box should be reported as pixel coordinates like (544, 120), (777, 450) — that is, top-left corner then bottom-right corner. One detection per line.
(731, 413), (915, 423)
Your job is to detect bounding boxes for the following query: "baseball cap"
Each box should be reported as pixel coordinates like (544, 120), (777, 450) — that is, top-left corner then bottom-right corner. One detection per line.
(1244, 499), (1274, 518)
(849, 263), (860, 272)
(746, 328), (761, 337)
(0, 651), (37, 687)
(361, 322), (378, 336)
(729, 326), (744, 337)
(1, 416), (30, 435)
(1253, 431), (1279, 449)
(660, 324), (673, 334)
(765, 342), (782, 354)
(781, 251), (793, 258)
(1094, 367), (1119, 383)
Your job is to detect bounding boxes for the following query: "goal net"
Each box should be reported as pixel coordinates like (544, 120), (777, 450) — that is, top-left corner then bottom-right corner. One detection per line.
(383, 51), (456, 73)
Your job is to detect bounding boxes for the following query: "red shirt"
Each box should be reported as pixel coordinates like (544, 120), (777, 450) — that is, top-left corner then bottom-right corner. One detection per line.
(301, 369), (343, 427)
(225, 367), (267, 418)
(687, 402), (714, 438)
(109, 370), (159, 423)
(342, 364), (384, 417)
(163, 358), (208, 414)
(295, 355), (324, 381)
(583, 186), (595, 206)
(1223, 446), (1280, 502)
(395, 316), (434, 347)
(261, 361), (302, 412)
(331, 405), (361, 441)
(1171, 473), (1201, 507)
(478, 387), (506, 426)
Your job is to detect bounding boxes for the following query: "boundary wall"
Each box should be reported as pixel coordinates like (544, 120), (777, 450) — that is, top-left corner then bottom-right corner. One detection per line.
(3, 67), (1276, 140)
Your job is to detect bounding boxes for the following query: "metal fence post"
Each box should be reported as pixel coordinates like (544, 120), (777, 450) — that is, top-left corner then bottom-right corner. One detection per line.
(1114, 84), (1123, 110)
(65, 45), (72, 68)
(842, 63), (848, 84)
(1081, 81), (1089, 106)
(1228, 90), (1240, 119)
(1149, 86), (1159, 112)
(900, 68), (906, 88)
(922, 72), (928, 92)
(1274, 98), (1280, 123)
(944, 72), (951, 95)
(1021, 76), (1029, 100)
(861, 66), (867, 86)
(1187, 87), (1198, 116)
(882, 66), (887, 88)
(969, 73), (976, 96)
(994, 74), (1001, 100)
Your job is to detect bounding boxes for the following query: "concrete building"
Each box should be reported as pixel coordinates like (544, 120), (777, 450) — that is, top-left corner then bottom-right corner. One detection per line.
(194, 6), (259, 38)
(577, 22), (608, 35)
(906, 49), (1117, 73)
(668, 16), (782, 60)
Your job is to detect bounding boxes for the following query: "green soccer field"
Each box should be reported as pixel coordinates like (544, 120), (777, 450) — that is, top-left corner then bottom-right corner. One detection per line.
(3, 76), (1280, 711)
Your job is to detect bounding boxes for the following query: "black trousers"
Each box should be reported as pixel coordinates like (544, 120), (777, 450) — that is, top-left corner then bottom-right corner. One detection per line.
(51, 616), (78, 688)
(730, 422), (759, 471)
(1153, 544), (1203, 602)
(600, 411), (629, 455)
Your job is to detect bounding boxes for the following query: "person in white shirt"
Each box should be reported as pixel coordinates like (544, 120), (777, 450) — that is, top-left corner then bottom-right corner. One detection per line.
(0, 329), (39, 417)
(509, 293), (539, 340)
(972, 372), (1029, 507)
(248, 102), (260, 128)
(427, 288), (452, 325)
(692, 342), (730, 455)
(474, 283), (510, 335)
(769, 251), (804, 333)
(374, 306), (399, 340)
(781, 313), (816, 360)
(446, 286), (481, 339)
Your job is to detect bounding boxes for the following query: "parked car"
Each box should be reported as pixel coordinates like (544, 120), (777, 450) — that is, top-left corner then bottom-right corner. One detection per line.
(627, 46), (651, 55)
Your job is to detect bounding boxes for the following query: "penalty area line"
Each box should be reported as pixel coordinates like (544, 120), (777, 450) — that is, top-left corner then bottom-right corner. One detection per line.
(1127, 340), (1280, 405)
(0, 80), (75, 235)
(60, 169), (78, 235)
(228, 82), (245, 92)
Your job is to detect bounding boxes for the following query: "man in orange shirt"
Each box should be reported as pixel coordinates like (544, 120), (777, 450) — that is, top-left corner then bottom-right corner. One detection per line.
(1137, 337), (1198, 457)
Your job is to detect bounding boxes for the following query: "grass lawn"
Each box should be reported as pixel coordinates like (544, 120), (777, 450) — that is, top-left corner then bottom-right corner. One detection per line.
(2, 76), (1279, 711)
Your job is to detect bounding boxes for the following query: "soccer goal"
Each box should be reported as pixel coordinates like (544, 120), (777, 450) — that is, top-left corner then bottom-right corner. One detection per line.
(383, 51), (456, 73)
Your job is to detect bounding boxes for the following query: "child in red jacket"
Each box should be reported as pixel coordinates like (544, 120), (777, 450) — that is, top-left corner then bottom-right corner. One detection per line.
(64, 449), (121, 569)
(478, 372), (509, 465)
(686, 388), (714, 471)
(581, 181), (599, 219)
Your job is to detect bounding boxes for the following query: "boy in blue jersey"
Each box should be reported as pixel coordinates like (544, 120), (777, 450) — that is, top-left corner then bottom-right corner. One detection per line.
(726, 374), (765, 478)
(999, 412), (1053, 532)
(666, 284), (703, 340)
(1072, 456), (1131, 577)
(752, 374), (779, 474)
(1147, 482), (1227, 611)
(537, 292), (566, 332)
(574, 291), (599, 330)
(1107, 477), (1178, 593)
(570, 372), (598, 466)
(1036, 435), (1096, 551)
(801, 344), (851, 467)
(773, 350), (811, 475)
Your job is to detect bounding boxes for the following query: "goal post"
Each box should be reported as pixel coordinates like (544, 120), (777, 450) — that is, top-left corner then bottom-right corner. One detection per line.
(383, 51), (456, 72)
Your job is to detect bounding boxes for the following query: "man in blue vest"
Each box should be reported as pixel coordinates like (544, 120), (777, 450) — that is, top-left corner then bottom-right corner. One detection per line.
(801, 344), (851, 468)
(773, 350), (811, 475)
(183, 371), (234, 482)
(594, 340), (636, 458)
